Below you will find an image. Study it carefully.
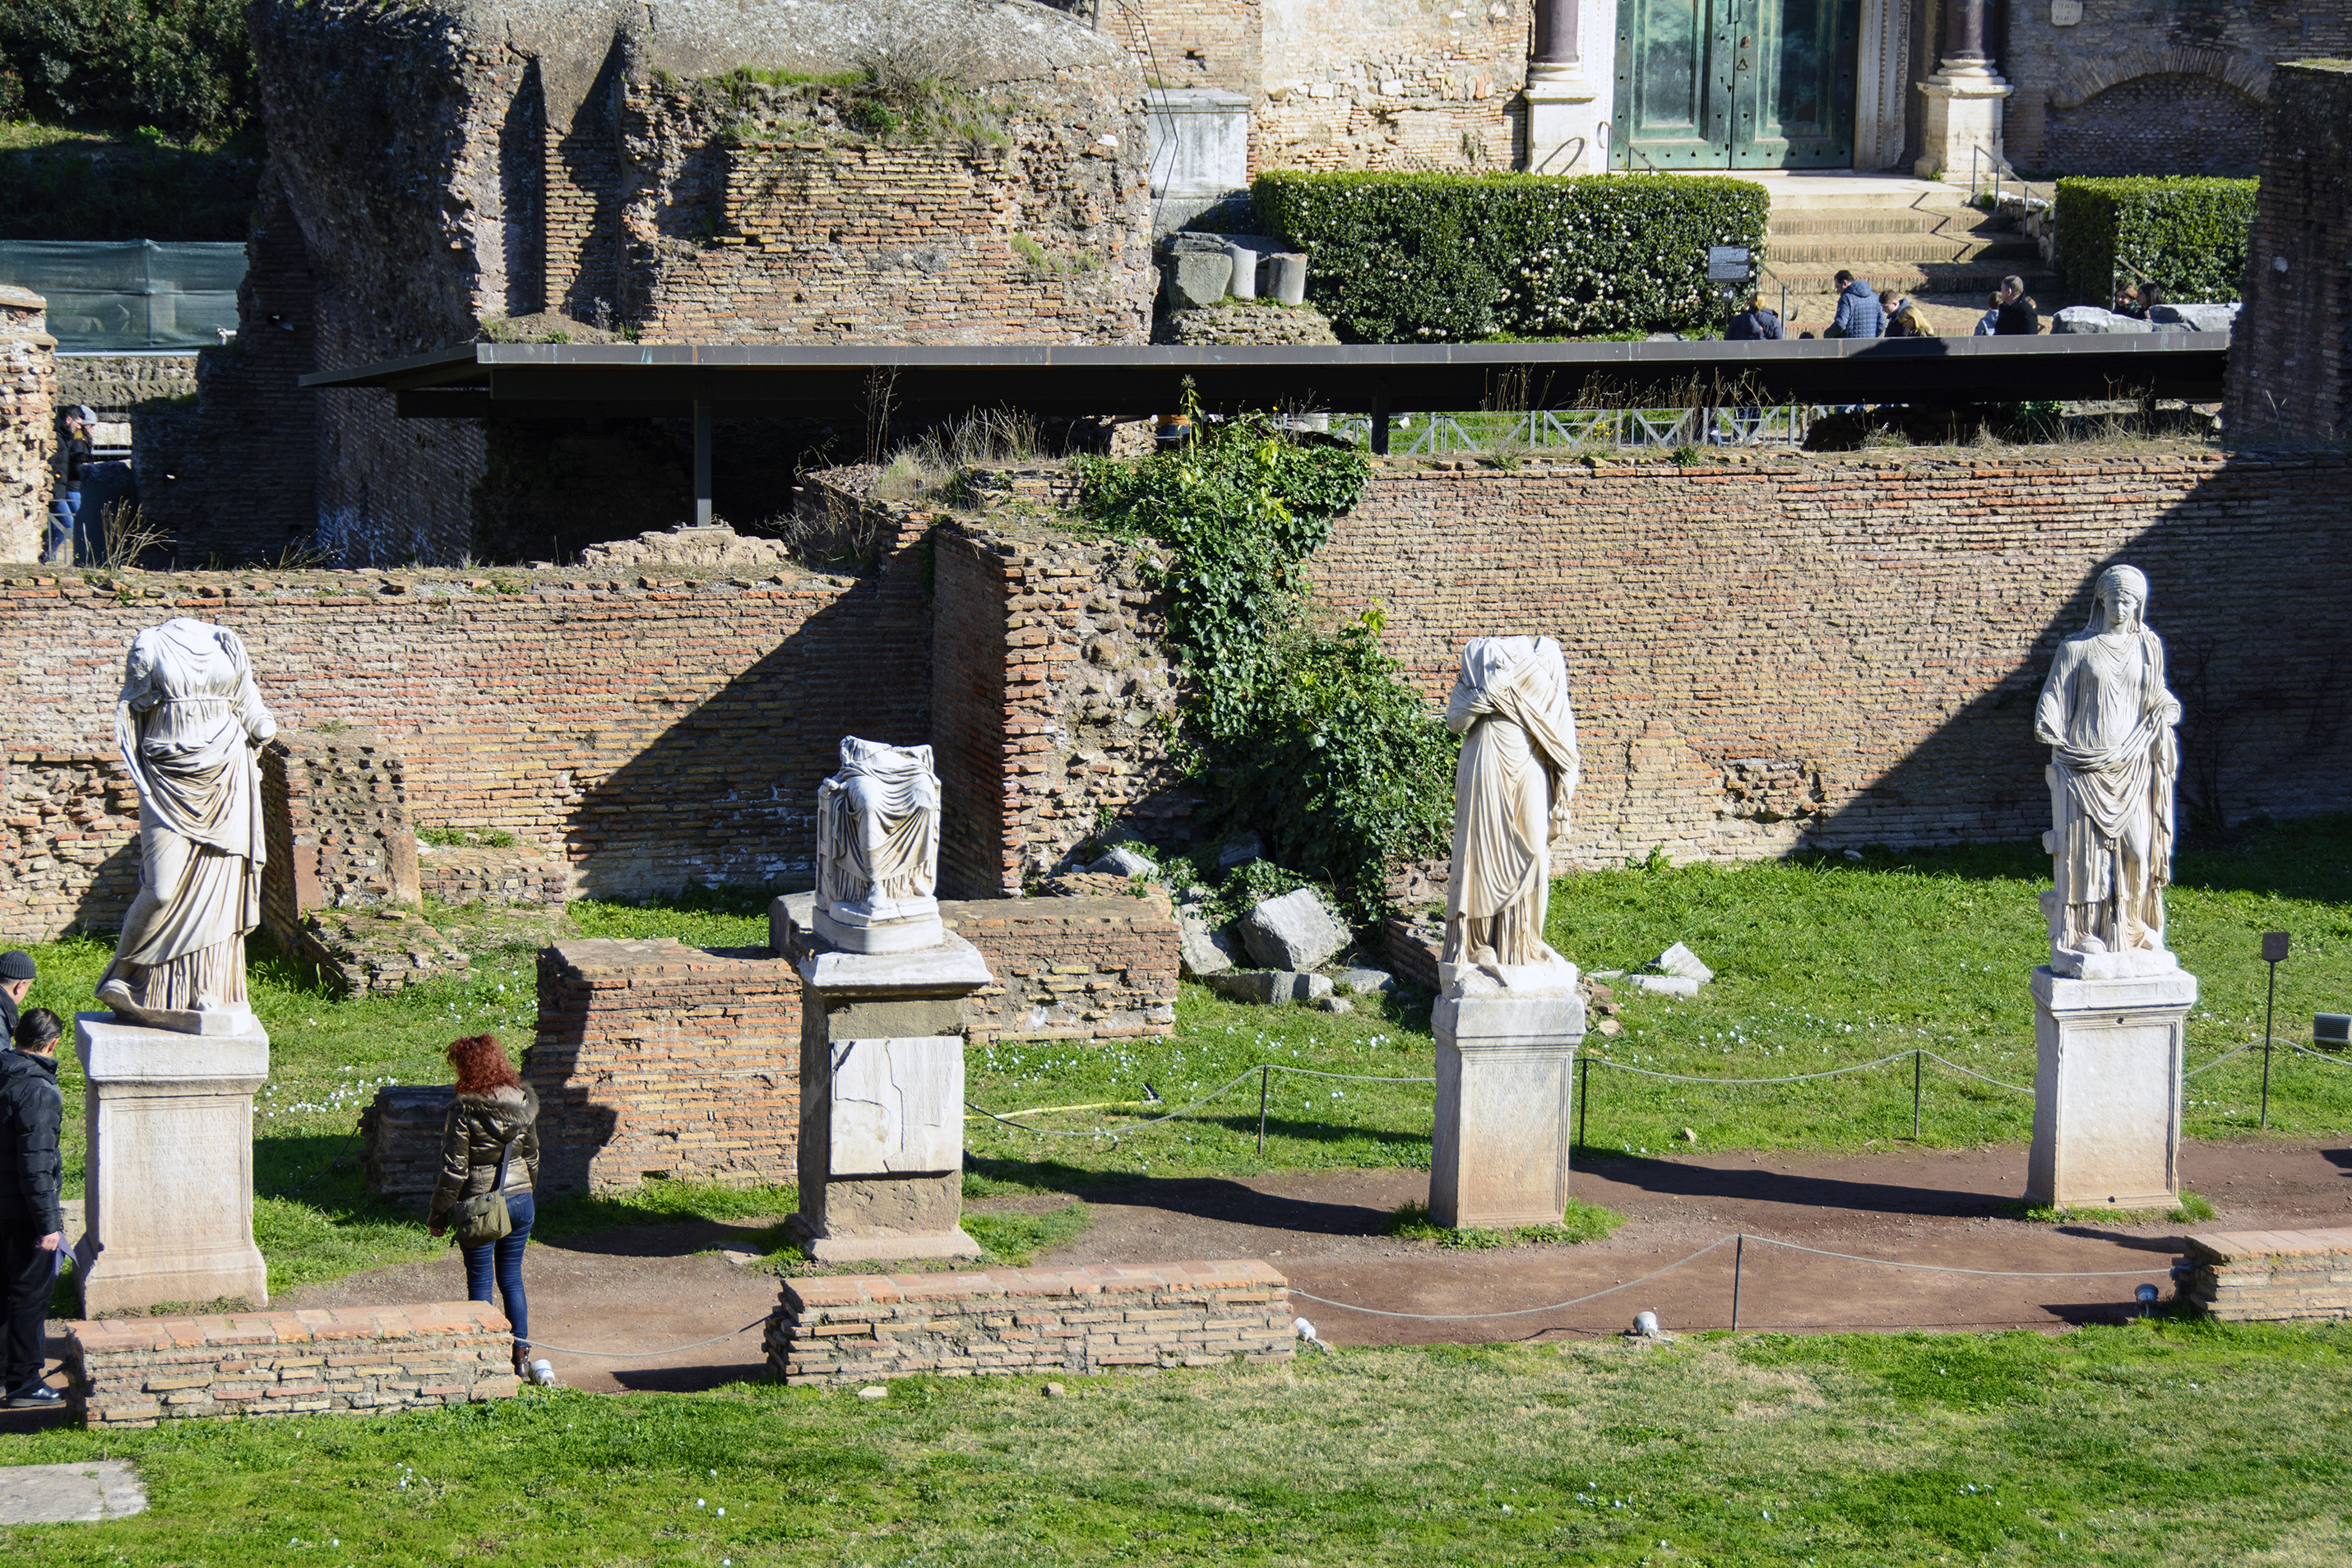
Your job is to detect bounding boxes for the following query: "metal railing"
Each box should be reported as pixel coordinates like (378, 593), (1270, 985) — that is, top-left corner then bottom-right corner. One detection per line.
(1328, 405), (1812, 456)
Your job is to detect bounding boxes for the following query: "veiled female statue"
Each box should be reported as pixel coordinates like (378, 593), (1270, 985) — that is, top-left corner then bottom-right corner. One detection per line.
(97, 617), (276, 1027)
(813, 736), (942, 954)
(2034, 565), (2181, 978)
(1442, 636), (1581, 974)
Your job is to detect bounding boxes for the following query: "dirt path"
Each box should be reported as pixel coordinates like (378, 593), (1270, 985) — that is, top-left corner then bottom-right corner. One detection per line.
(120, 1134), (2343, 1400)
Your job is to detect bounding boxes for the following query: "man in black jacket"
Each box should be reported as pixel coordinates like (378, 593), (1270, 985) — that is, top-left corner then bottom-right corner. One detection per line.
(0, 951), (32, 1042)
(0, 1006), (64, 1408)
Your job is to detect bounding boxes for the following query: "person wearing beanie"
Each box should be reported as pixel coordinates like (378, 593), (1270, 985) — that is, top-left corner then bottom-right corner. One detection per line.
(0, 952), (33, 1044)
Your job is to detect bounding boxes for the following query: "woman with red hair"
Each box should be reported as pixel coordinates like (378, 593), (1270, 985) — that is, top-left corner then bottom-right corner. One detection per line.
(428, 1034), (541, 1378)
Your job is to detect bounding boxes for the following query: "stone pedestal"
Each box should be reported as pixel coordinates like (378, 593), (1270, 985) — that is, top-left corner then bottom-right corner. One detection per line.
(789, 937), (993, 1262)
(1914, 60), (2014, 181)
(1428, 959), (1586, 1229)
(1524, 68), (1604, 174)
(74, 1012), (270, 1313)
(2026, 967), (2195, 1210)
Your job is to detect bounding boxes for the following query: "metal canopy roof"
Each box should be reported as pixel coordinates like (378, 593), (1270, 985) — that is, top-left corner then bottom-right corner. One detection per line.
(303, 336), (2229, 419)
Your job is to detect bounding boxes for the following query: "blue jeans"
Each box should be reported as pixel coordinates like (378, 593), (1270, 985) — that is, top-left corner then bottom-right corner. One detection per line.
(47, 489), (90, 564)
(461, 1189), (533, 1348)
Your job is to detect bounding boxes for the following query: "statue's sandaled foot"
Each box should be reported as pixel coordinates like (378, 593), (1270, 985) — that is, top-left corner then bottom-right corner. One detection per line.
(95, 977), (163, 1027)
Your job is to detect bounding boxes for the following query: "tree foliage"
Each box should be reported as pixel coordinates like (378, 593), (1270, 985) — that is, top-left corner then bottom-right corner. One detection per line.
(1074, 405), (1456, 922)
(1, 0), (257, 144)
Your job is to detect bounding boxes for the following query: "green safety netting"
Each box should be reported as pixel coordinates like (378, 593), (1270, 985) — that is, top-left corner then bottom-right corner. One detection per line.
(0, 240), (246, 352)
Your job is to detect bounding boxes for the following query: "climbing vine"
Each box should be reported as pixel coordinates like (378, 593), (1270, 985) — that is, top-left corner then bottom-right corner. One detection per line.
(1072, 403), (1456, 922)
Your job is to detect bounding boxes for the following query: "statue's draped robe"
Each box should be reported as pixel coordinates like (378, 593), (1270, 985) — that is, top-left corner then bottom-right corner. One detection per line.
(110, 618), (274, 1008)
(822, 738), (940, 909)
(2035, 622), (2177, 952)
(1442, 637), (1581, 969)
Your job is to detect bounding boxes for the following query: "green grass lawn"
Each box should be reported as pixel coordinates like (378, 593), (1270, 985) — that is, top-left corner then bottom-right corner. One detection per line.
(4, 1319), (2348, 1564)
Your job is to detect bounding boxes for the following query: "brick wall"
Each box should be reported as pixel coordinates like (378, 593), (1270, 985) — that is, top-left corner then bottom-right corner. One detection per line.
(2183, 1227), (2352, 1321)
(1120, 0), (1529, 174)
(417, 840), (568, 905)
(1998, 0), (2352, 175)
(953, 448), (2352, 873)
(2222, 61), (2352, 445)
(67, 1302), (517, 1427)
(54, 354), (199, 415)
(0, 547), (931, 941)
(259, 730), (420, 932)
(531, 938), (805, 1194)
(943, 895), (1178, 1047)
(0, 285), (55, 562)
(930, 516), (1192, 898)
(766, 1260), (1294, 1383)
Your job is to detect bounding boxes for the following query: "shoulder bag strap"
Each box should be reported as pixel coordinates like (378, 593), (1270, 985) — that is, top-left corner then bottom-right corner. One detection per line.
(489, 1132), (519, 1191)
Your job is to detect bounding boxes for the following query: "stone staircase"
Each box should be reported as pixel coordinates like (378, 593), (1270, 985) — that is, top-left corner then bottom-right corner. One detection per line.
(1757, 179), (2060, 310)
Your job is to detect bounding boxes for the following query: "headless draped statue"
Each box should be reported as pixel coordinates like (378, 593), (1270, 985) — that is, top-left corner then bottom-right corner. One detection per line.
(813, 737), (943, 954)
(1442, 636), (1581, 977)
(2035, 565), (2183, 979)
(97, 617), (276, 1030)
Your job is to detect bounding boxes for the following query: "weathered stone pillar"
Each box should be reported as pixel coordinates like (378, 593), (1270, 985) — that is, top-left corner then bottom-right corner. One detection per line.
(1914, 0), (2013, 181)
(1428, 960), (1586, 1229)
(2025, 968), (2194, 1210)
(787, 937), (994, 1262)
(0, 285), (57, 563)
(1523, 0), (1602, 173)
(74, 1013), (271, 1312)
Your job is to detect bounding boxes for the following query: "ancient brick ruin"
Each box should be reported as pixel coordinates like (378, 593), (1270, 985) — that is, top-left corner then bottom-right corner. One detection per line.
(0, 286), (54, 563)
(2221, 61), (2352, 446)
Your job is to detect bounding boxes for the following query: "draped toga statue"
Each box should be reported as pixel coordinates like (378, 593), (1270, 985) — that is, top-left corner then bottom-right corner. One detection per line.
(1442, 636), (1581, 976)
(814, 737), (943, 954)
(97, 617), (276, 1029)
(2035, 565), (2182, 979)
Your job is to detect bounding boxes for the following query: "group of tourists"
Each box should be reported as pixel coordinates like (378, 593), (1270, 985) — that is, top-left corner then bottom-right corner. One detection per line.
(1726, 270), (2048, 342)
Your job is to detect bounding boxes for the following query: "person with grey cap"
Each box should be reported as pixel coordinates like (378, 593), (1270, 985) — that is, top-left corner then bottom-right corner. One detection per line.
(0, 952), (33, 1044)
(0, 1006), (63, 1408)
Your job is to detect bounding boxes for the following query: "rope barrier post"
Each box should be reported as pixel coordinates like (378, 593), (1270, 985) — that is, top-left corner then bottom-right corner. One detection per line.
(1257, 1065), (1270, 1155)
(1577, 1054), (1590, 1152)
(1912, 1048), (1923, 1139)
(1730, 1233), (1744, 1330)
(2262, 932), (2289, 1130)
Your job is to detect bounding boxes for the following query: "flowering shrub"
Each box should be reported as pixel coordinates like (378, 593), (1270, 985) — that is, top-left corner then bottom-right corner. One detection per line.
(1252, 171), (1771, 343)
(2052, 176), (2256, 307)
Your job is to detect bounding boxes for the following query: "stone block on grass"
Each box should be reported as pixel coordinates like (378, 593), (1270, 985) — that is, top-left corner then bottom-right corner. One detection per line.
(1178, 912), (1240, 978)
(1239, 887), (1350, 971)
(1164, 252), (1233, 309)
(1205, 970), (1332, 1005)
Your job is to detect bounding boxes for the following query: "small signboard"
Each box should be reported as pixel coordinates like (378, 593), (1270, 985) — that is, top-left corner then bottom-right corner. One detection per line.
(1706, 245), (1753, 282)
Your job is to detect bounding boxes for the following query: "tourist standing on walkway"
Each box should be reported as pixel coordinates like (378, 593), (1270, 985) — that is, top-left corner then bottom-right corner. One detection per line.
(1995, 275), (2040, 335)
(49, 405), (95, 564)
(1885, 297), (1938, 337)
(0, 951), (32, 1042)
(0, 1006), (65, 1409)
(1827, 272), (1883, 339)
(1725, 294), (1782, 340)
(428, 1034), (541, 1377)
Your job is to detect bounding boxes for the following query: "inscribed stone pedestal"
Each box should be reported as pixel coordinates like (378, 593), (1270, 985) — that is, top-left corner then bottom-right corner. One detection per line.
(789, 936), (993, 1263)
(73, 1012), (269, 1312)
(1430, 958), (1586, 1229)
(2026, 968), (2192, 1210)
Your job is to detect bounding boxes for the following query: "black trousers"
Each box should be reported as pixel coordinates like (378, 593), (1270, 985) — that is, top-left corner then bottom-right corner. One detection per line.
(0, 1223), (53, 1394)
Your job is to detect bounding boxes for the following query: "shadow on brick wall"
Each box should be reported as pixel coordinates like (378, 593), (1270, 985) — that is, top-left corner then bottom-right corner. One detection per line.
(567, 539), (934, 900)
(1816, 456), (2352, 857)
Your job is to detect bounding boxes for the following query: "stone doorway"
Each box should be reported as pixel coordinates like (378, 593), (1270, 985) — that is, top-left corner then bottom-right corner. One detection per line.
(1612, 0), (1863, 169)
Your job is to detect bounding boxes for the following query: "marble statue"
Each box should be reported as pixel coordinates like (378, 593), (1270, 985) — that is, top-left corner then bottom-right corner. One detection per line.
(813, 736), (943, 954)
(96, 617), (276, 1031)
(2035, 564), (2182, 979)
(1442, 635), (1581, 978)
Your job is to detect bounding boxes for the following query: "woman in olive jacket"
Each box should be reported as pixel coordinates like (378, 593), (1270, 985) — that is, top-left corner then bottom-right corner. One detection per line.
(428, 1034), (540, 1375)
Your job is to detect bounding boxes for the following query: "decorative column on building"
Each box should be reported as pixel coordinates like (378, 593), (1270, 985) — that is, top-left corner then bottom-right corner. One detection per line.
(1914, 0), (2014, 181)
(1523, 0), (1603, 174)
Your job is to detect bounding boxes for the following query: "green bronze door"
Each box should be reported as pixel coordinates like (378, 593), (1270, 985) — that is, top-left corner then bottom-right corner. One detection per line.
(1614, 0), (1859, 169)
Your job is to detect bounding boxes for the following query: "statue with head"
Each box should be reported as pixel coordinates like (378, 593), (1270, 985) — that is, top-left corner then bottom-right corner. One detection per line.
(1441, 635), (1581, 978)
(2033, 564), (2183, 978)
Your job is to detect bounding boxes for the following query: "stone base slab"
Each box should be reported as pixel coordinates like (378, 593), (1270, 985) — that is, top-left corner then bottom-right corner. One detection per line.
(790, 1221), (984, 1262)
(75, 1011), (269, 1313)
(2026, 966), (2194, 1210)
(66, 1301), (516, 1427)
(2183, 1228), (2352, 1321)
(766, 1260), (1293, 1383)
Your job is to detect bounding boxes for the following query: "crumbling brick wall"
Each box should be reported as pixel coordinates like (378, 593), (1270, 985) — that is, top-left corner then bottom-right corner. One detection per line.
(0, 748), (140, 939)
(2222, 60), (2352, 445)
(937, 449), (2352, 876)
(943, 895), (1178, 1047)
(0, 285), (56, 563)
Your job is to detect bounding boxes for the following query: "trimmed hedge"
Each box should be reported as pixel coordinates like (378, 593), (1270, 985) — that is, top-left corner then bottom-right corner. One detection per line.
(2053, 176), (2257, 306)
(1252, 170), (1771, 343)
